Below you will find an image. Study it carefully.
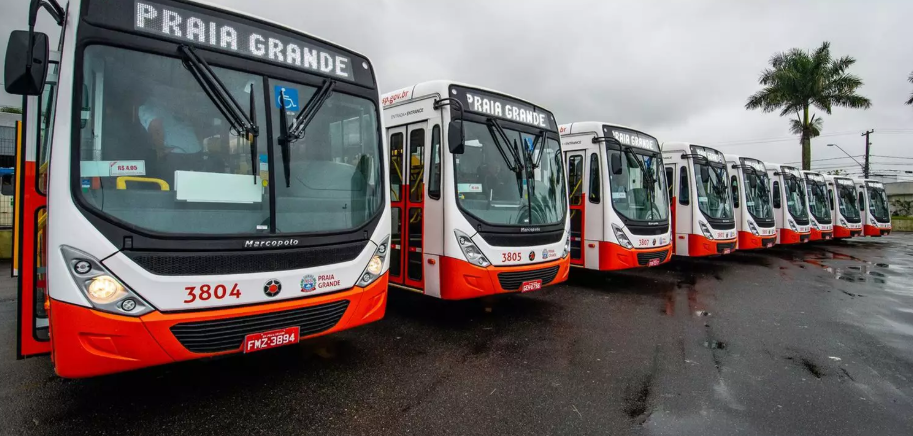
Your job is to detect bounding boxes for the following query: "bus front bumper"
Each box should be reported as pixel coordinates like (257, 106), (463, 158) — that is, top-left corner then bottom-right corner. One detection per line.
(48, 276), (388, 378)
(737, 231), (777, 250)
(687, 234), (738, 257)
(438, 256), (570, 300)
(597, 242), (672, 270)
(864, 224), (891, 237)
(809, 228), (833, 241)
(834, 226), (862, 238)
(779, 228), (811, 244)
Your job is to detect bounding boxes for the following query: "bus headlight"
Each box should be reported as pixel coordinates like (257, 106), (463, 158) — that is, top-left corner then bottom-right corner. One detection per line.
(839, 218), (847, 227)
(699, 222), (714, 240)
(788, 219), (798, 232)
(455, 230), (491, 267)
(810, 220), (819, 230)
(357, 236), (390, 287)
(563, 234), (571, 258)
(61, 246), (154, 316)
(748, 221), (759, 236)
(612, 224), (634, 249)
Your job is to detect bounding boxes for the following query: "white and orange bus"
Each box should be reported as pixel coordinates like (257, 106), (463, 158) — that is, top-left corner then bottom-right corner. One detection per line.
(856, 179), (892, 237)
(559, 122), (672, 270)
(826, 175), (863, 239)
(802, 171), (834, 241)
(380, 81), (570, 299)
(766, 163), (811, 244)
(724, 154), (777, 250)
(7, 0), (390, 377)
(662, 143), (738, 257)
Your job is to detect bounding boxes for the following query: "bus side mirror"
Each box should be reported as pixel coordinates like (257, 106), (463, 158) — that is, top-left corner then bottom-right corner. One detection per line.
(4, 30), (50, 96)
(610, 153), (622, 175)
(700, 165), (710, 183)
(448, 119), (464, 155)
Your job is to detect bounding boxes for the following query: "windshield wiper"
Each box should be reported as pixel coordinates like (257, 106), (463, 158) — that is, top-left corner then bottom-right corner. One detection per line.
(527, 130), (545, 169)
(178, 45), (259, 183)
(486, 118), (522, 173)
(277, 79), (336, 187)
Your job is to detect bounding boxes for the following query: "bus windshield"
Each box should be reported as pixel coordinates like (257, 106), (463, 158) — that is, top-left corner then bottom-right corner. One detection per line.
(782, 171), (809, 221)
(454, 120), (566, 226)
(77, 45), (382, 235)
(867, 181), (890, 222)
(740, 159), (773, 222)
(805, 177), (832, 224)
(836, 179), (861, 222)
(693, 161), (733, 220)
(608, 148), (668, 221)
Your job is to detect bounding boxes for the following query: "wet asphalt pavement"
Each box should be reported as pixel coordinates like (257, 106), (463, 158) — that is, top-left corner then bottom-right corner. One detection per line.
(2, 235), (913, 435)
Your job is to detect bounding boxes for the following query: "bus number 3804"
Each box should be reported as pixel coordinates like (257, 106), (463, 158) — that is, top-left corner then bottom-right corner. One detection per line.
(184, 284), (242, 303)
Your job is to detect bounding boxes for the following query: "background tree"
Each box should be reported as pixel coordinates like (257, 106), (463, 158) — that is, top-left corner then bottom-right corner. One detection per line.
(746, 42), (871, 170)
(907, 72), (913, 106)
(0, 106), (23, 114)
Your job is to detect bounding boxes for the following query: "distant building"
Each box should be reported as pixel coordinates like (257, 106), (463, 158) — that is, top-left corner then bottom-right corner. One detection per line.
(885, 181), (913, 216)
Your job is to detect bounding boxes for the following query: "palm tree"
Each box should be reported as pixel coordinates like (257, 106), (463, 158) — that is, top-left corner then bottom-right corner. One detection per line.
(746, 42), (871, 170)
(907, 72), (913, 106)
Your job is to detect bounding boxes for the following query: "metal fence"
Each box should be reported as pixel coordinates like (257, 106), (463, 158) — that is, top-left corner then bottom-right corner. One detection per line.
(0, 125), (16, 229)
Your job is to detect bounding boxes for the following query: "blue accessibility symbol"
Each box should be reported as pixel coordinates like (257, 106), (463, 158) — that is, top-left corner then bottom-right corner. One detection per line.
(274, 86), (299, 110)
(525, 137), (535, 152)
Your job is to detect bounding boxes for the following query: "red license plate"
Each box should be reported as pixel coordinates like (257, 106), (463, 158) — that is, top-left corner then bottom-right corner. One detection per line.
(521, 280), (542, 293)
(243, 326), (300, 353)
(648, 258), (661, 267)
(723, 248), (732, 254)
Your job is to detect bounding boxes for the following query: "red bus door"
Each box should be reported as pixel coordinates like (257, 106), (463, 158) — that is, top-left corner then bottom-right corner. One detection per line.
(388, 122), (427, 290)
(566, 152), (585, 265)
(388, 127), (406, 285)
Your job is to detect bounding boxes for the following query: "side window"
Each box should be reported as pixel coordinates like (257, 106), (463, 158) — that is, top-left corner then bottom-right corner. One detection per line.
(389, 133), (404, 202)
(665, 167), (673, 203)
(828, 188), (835, 210)
(858, 190), (865, 211)
(731, 175), (740, 208)
(408, 128), (425, 203)
(428, 125), (441, 200)
(678, 166), (689, 205)
(588, 153), (600, 204)
(37, 61), (60, 195)
(0, 174), (13, 196)
(568, 155), (583, 205)
(772, 181), (781, 208)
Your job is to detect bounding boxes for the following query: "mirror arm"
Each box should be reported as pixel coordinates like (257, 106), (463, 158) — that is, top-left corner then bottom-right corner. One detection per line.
(433, 97), (466, 147)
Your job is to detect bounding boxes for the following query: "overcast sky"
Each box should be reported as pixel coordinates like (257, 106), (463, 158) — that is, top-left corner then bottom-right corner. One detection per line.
(2, 0), (912, 177)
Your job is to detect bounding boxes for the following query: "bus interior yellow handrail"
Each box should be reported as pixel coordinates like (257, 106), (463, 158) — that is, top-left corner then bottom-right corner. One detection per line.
(115, 177), (170, 191)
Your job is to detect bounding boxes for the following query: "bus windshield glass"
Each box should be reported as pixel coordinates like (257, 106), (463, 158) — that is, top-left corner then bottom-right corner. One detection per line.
(782, 168), (808, 221)
(607, 148), (668, 221)
(740, 159), (773, 222)
(76, 45), (382, 235)
(454, 121), (566, 226)
(836, 178), (861, 222)
(691, 146), (733, 220)
(866, 181), (890, 222)
(805, 174), (832, 224)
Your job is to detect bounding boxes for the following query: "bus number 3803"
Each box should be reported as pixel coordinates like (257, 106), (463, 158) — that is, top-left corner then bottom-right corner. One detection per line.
(184, 284), (242, 303)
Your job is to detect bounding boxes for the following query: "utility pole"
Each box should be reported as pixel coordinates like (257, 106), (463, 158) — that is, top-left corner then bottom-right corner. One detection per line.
(861, 129), (874, 178)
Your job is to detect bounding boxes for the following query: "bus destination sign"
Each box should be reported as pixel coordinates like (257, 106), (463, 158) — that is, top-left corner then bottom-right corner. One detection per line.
(603, 126), (659, 152)
(451, 86), (557, 131)
(133, 1), (354, 81)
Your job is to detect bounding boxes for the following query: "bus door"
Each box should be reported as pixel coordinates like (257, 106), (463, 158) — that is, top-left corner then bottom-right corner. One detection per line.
(388, 122), (427, 290)
(566, 151), (585, 265)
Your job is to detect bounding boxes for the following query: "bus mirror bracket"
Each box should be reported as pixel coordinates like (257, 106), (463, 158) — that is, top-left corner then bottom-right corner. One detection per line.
(434, 97), (466, 155)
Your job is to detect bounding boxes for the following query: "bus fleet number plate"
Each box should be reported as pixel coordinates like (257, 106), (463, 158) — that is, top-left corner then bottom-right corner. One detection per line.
(243, 327), (300, 353)
(521, 280), (542, 293)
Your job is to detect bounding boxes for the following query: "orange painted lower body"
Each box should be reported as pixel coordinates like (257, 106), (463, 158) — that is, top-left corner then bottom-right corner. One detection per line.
(597, 241), (672, 271)
(809, 228), (833, 241)
(863, 224), (891, 237)
(779, 228), (810, 245)
(48, 276), (388, 378)
(833, 226), (861, 239)
(687, 234), (737, 257)
(438, 256), (570, 300)
(737, 231), (777, 250)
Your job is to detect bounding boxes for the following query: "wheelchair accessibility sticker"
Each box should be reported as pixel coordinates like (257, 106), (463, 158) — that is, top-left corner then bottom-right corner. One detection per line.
(275, 86), (299, 110)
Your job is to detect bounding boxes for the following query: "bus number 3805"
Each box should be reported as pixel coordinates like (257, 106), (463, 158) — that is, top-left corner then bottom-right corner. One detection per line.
(184, 284), (242, 303)
(502, 252), (522, 262)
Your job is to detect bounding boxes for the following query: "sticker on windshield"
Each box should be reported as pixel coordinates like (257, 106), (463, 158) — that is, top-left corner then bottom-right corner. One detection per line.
(109, 161), (146, 177)
(275, 86), (299, 111)
(525, 137), (535, 153)
(458, 183), (482, 193)
(612, 191), (626, 199)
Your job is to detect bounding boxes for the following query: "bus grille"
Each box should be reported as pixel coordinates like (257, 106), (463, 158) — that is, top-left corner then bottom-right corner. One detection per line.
(497, 266), (560, 291)
(800, 234), (810, 243)
(716, 242), (736, 254)
(850, 230), (862, 237)
(170, 300), (350, 353)
(125, 242), (365, 276)
(636, 250), (669, 266)
(761, 237), (777, 246)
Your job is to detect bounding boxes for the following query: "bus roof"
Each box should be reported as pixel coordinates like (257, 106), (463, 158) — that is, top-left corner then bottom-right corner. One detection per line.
(662, 141), (723, 154)
(381, 80), (551, 110)
(558, 121), (646, 136)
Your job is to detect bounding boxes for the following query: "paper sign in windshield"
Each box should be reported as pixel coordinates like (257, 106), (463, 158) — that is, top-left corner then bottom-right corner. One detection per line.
(109, 161), (146, 177)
